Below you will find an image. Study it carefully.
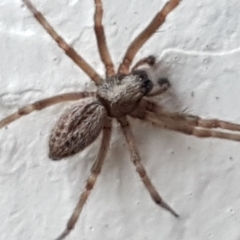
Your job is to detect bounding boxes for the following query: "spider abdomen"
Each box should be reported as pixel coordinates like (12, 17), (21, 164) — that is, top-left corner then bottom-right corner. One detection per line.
(49, 97), (107, 160)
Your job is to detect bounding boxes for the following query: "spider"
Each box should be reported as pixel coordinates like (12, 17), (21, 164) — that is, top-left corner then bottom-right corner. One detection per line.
(1, 0), (240, 239)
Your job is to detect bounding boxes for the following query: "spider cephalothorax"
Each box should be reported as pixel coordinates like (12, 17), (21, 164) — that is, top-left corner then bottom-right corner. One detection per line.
(97, 70), (153, 118)
(1, 0), (240, 240)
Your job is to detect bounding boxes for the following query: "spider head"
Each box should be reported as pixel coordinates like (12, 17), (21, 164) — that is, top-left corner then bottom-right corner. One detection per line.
(97, 70), (153, 117)
(131, 70), (153, 95)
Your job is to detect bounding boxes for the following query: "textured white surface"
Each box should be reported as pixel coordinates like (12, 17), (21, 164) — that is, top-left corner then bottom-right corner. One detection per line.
(1, 0), (240, 240)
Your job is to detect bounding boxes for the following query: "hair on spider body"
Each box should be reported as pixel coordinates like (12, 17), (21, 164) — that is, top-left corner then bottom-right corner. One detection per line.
(49, 70), (153, 160)
(97, 70), (153, 117)
(49, 97), (107, 160)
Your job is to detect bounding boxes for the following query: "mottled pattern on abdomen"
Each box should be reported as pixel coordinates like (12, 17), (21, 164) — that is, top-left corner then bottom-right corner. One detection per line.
(49, 98), (107, 160)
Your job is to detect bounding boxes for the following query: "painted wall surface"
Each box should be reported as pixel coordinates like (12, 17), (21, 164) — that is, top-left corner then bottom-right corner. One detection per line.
(1, 0), (240, 239)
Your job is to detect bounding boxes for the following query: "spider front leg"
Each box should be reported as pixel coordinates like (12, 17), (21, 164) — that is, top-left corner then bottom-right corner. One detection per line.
(118, 0), (181, 74)
(0, 92), (94, 129)
(23, 0), (101, 84)
(94, 0), (115, 77)
(118, 117), (179, 217)
(55, 119), (112, 240)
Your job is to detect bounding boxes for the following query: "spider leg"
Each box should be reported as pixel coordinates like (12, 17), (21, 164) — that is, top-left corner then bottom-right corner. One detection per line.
(134, 99), (240, 132)
(22, 0), (101, 84)
(94, 0), (115, 77)
(118, 0), (181, 74)
(132, 99), (240, 132)
(118, 117), (179, 217)
(155, 112), (240, 132)
(139, 111), (240, 142)
(55, 119), (112, 240)
(0, 92), (94, 128)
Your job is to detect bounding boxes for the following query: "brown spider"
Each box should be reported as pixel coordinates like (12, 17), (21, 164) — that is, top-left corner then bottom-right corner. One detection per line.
(1, 0), (240, 239)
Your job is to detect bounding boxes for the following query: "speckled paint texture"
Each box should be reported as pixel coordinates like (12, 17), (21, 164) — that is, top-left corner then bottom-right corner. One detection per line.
(1, 0), (240, 240)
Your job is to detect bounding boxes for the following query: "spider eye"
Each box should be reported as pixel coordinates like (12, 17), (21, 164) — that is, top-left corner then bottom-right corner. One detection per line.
(139, 73), (148, 81)
(133, 70), (153, 94)
(133, 70), (148, 81)
(139, 74), (148, 81)
(142, 79), (153, 94)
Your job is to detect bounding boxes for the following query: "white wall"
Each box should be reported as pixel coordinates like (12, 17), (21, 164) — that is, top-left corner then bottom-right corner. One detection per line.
(1, 0), (240, 239)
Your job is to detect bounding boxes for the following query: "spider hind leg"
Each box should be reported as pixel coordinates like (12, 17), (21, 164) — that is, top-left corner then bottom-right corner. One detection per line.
(119, 117), (179, 217)
(55, 120), (112, 240)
